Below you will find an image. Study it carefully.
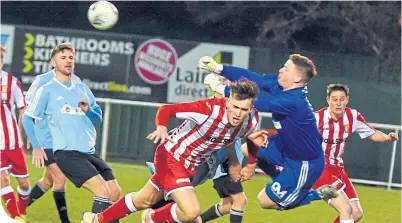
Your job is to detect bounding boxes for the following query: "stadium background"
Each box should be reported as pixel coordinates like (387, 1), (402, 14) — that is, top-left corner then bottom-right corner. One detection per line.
(1, 1), (401, 223)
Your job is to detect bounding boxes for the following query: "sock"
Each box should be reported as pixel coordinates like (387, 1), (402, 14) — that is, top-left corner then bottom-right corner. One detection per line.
(53, 189), (70, 222)
(97, 193), (136, 223)
(308, 190), (322, 201)
(28, 182), (48, 206)
(229, 209), (244, 223)
(151, 202), (177, 223)
(17, 186), (31, 215)
(339, 220), (354, 223)
(107, 201), (119, 223)
(333, 216), (340, 223)
(257, 159), (280, 177)
(92, 196), (110, 213)
(200, 204), (222, 222)
(0, 186), (21, 218)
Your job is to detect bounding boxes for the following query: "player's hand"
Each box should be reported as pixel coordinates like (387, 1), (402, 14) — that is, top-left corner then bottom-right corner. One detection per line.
(247, 130), (269, 148)
(32, 148), (48, 168)
(26, 140), (32, 150)
(388, 132), (399, 141)
(229, 163), (242, 182)
(147, 125), (173, 144)
(240, 164), (256, 182)
(79, 98), (90, 112)
(199, 56), (223, 74)
(204, 73), (226, 95)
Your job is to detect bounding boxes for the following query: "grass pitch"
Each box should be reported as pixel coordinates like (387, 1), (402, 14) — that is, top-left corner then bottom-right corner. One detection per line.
(3, 158), (401, 223)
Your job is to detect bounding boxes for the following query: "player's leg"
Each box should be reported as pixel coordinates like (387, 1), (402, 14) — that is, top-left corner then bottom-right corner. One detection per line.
(48, 156), (70, 223)
(201, 197), (232, 222)
(200, 176), (234, 222)
(341, 171), (363, 222)
(86, 181), (164, 223)
(8, 147), (31, 215)
(0, 168), (22, 218)
(327, 191), (354, 223)
(54, 150), (112, 214)
(28, 167), (53, 206)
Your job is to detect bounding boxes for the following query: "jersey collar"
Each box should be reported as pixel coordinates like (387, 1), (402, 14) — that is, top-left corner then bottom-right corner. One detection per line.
(53, 77), (75, 90)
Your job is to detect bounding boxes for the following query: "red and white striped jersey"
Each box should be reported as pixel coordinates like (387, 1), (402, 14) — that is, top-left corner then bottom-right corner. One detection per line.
(156, 97), (259, 171)
(315, 107), (375, 166)
(1, 71), (26, 151)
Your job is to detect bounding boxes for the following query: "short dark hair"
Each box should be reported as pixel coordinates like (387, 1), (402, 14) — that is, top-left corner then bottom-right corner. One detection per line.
(50, 43), (75, 59)
(229, 78), (259, 100)
(289, 54), (317, 83)
(327, 83), (350, 97)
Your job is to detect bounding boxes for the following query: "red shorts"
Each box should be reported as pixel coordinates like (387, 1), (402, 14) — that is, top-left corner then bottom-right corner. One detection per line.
(0, 147), (29, 177)
(150, 145), (196, 199)
(313, 165), (358, 201)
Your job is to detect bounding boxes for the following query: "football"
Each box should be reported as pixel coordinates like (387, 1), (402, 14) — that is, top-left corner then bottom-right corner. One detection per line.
(87, 1), (119, 30)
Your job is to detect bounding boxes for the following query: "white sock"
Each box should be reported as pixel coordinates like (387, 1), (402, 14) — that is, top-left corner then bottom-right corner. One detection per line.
(340, 219), (354, 223)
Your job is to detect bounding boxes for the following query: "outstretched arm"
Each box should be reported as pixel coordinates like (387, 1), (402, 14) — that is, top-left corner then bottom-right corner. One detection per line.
(221, 65), (277, 92)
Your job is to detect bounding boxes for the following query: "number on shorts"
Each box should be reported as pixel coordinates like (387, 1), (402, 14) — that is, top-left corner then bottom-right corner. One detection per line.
(271, 182), (287, 198)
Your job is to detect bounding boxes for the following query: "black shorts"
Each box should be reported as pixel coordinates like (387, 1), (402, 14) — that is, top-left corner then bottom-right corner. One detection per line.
(54, 150), (115, 188)
(44, 149), (56, 167)
(213, 175), (243, 198)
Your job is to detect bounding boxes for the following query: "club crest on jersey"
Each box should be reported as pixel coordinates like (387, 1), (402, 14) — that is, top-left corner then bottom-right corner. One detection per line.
(61, 104), (85, 115)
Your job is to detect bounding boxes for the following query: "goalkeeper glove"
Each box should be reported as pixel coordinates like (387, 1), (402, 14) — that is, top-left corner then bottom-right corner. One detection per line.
(199, 56), (223, 74)
(204, 73), (226, 96)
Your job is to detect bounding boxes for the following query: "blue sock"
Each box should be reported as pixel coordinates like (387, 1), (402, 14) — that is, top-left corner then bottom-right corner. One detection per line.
(297, 191), (322, 208)
(308, 190), (322, 201)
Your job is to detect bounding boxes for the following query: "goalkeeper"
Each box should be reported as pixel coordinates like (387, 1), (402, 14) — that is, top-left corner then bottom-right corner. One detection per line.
(199, 54), (338, 211)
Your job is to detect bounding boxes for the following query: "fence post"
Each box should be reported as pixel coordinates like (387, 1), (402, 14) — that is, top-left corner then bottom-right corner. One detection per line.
(387, 129), (399, 190)
(101, 100), (112, 161)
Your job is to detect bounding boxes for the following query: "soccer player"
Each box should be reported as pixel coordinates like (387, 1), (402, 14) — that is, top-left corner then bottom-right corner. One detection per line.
(143, 139), (250, 223)
(82, 79), (264, 223)
(312, 84), (399, 223)
(200, 54), (337, 211)
(0, 45), (31, 222)
(21, 43), (121, 221)
(23, 43), (81, 223)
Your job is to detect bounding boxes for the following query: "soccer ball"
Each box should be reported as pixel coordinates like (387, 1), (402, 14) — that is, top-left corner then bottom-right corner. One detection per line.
(87, 1), (119, 30)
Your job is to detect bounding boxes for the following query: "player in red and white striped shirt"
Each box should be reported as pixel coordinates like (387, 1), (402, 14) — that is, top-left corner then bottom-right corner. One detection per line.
(82, 79), (267, 223)
(0, 45), (31, 221)
(312, 84), (398, 223)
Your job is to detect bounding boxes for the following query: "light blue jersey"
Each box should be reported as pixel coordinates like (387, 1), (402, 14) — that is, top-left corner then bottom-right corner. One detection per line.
(25, 70), (81, 149)
(24, 78), (101, 154)
(212, 139), (243, 179)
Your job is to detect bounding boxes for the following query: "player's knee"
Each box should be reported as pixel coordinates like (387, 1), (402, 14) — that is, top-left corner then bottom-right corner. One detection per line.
(52, 176), (66, 190)
(257, 191), (276, 209)
(232, 193), (248, 209)
(40, 177), (54, 190)
(179, 203), (200, 222)
(219, 198), (233, 214)
(352, 208), (363, 222)
(0, 171), (10, 186)
(17, 177), (30, 190)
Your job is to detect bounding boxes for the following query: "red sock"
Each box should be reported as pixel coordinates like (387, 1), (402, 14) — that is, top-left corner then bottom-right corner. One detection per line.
(151, 202), (177, 223)
(333, 216), (340, 223)
(98, 193), (136, 223)
(17, 186), (31, 215)
(1, 186), (21, 218)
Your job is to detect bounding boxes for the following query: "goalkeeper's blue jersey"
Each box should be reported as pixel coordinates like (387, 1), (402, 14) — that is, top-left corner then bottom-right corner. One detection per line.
(222, 66), (323, 161)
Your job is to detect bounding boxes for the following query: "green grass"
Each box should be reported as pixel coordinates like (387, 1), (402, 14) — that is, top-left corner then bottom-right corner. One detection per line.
(5, 158), (402, 223)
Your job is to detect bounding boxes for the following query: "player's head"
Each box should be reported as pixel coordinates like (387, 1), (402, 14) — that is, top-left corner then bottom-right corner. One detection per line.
(50, 43), (75, 76)
(326, 83), (349, 117)
(278, 54), (317, 90)
(227, 78), (259, 127)
(0, 45), (6, 71)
